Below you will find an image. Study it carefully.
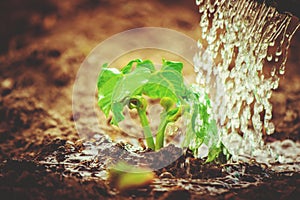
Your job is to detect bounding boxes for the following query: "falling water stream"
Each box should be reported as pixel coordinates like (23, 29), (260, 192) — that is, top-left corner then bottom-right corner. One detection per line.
(194, 0), (300, 166)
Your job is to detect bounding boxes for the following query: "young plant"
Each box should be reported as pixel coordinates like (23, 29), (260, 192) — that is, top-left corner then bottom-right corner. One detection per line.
(97, 59), (230, 162)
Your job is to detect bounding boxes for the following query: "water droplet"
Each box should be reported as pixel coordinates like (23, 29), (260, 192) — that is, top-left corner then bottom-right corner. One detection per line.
(266, 54), (272, 61)
(270, 66), (276, 77)
(275, 47), (282, 56)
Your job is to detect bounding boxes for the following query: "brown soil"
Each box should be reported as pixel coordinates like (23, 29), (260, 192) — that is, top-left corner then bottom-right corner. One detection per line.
(0, 0), (300, 199)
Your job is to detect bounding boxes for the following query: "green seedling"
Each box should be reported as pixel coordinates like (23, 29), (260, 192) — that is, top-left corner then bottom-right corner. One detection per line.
(97, 59), (230, 162)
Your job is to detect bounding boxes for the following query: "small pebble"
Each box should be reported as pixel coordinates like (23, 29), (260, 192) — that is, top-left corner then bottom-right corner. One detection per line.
(283, 109), (298, 123)
(1, 78), (14, 95)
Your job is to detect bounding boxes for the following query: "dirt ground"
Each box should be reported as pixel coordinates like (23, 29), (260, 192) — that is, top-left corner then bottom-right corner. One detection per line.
(0, 0), (300, 199)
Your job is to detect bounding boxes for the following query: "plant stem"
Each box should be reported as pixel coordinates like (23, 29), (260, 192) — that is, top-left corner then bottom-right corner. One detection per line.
(155, 115), (169, 150)
(137, 108), (155, 150)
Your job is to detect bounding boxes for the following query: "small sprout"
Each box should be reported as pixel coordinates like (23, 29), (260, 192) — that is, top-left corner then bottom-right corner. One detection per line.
(160, 97), (174, 111)
(97, 59), (231, 163)
(129, 96), (147, 110)
(108, 162), (155, 191)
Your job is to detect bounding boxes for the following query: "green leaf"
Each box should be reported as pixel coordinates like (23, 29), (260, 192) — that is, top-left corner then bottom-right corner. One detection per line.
(136, 60), (155, 72)
(182, 86), (230, 163)
(160, 97), (174, 111)
(121, 59), (142, 74)
(205, 119), (220, 162)
(121, 59), (155, 74)
(206, 142), (231, 163)
(162, 59), (183, 73)
(110, 59), (188, 125)
(111, 66), (152, 125)
(143, 62), (186, 102)
(97, 64), (122, 116)
(108, 162), (155, 191)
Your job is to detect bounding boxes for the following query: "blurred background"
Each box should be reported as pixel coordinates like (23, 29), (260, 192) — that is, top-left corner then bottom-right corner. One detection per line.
(0, 0), (199, 55)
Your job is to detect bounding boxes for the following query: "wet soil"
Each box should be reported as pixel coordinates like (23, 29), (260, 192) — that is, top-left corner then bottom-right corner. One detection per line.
(1, 0), (300, 199)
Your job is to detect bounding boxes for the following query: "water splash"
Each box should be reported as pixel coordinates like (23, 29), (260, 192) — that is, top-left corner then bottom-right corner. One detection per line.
(194, 0), (300, 160)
